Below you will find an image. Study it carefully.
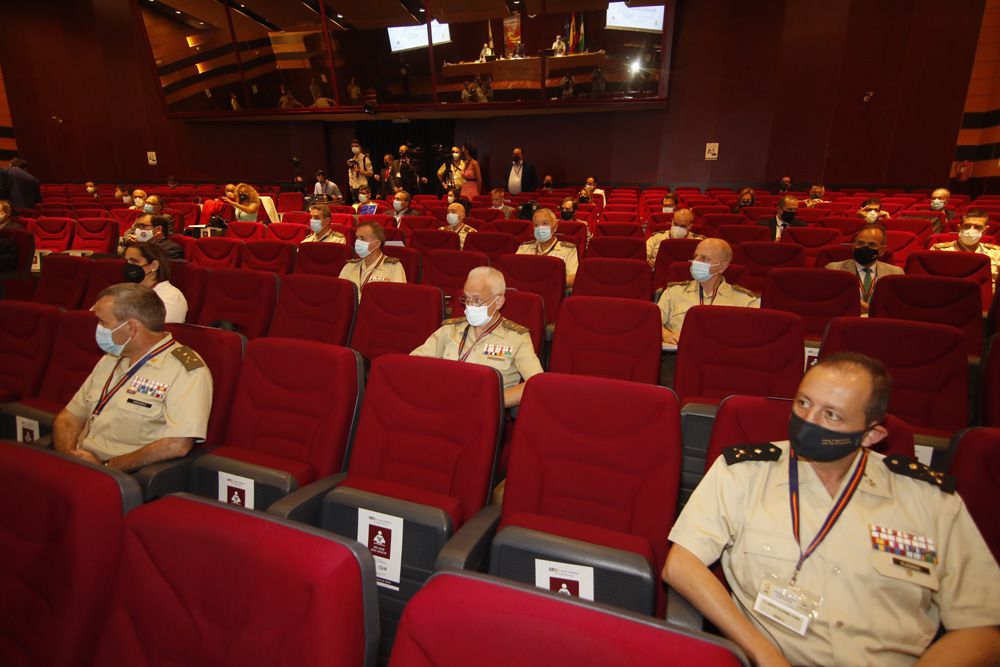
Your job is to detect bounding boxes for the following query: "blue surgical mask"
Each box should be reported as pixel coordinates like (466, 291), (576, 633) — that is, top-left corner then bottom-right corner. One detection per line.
(393, 200), (404, 211)
(690, 259), (719, 282)
(95, 321), (130, 356)
(143, 203), (155, 214)
(354, 239), (371, 258)
(534, 225), (552, 243)
(309, 219), (323, 233)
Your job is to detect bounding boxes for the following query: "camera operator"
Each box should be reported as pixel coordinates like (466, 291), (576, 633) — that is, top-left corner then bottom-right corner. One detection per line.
(347, 138), (373, 204)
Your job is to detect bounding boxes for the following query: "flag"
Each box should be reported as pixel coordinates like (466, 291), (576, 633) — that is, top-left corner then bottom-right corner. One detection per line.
(488, 19), (493, 49)
(568, 12), (577, 54)
(579, 16), (585, 52)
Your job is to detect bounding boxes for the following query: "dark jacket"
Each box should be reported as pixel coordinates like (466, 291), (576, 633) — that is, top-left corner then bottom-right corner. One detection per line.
(756, 215), (807, 241)
(503, 162), (539, 194)
(0, 167), (41, 211)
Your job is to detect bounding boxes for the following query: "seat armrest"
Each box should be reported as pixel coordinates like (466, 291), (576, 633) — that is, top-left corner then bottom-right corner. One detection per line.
(191, 454), (299, 511)
(665, 585), (704, 631)
(133, 444), (219, 501)
(0, 402), (57, 443)
(267, 473), (347, 525)
(436, 504), (502, 572)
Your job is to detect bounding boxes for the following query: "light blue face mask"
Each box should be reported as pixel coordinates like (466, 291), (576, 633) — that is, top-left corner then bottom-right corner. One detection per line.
(95, 321), (130, 356)
(690, 260), (719, 282)
(143, 203), (155, 214)
(355, 238), (371, 258)
(309, 218), (324, 233)
(534, 225), (553, 243)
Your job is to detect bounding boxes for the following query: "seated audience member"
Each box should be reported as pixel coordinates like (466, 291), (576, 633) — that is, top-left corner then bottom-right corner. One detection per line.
(85, 181), (99, 199)
(646, 208), (703, 267)
(441, 202), (478, 249)
(757, 194), (806, 241)
(558, 197), (591, 239)
(928, 187), (954, 220)
(114, 185), (133, 206)
(825, 224), (902, 314)
(141, 194), (164, 216)
(803, 183), (829, 207)
(226, 183), (261, 222)
(128, 189), (148, 211)
(541, 176), (555, 192)
(906, 188), (955, 231)
(301, 204), (346, 244)
(664, 352), (1000, 667)
(578, 177), (605, 205)
(412, 266), (542, 408)
(657, 238), (759, 344)
(931, 208), (1000, 283)
(491, 188), (516, 219)
(123, 214), (184, 260)
(516, 207), (579, 287)
(858, 198), (891, 223)
(338, 222), (405, 301)
(52, 284), (213, 471)
(353, 185), (378, 214)
(776, 175), (792, 193)
(123, 242), (188, 323)
(660, 193), (680, 214)
(166, 175), (179, 189)
(0, 199), (21, 231)
(731, 187), (755, 213)
(391, 190), (417, 224)
(446, 187), (470, 216)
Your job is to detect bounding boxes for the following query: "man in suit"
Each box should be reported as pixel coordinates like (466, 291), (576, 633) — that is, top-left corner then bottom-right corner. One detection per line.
(387, 145), (420, 196)
(0, 158), (40, 212)
(757, 194), (807, 241)
(825, 224), (902, 314)
(504, 147), (538, 195)
(490, 188), (516, 219)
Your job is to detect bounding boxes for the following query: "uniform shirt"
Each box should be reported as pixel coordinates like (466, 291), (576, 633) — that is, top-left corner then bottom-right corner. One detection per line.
(153, 280), (188, 324)
(657, 279), (760, 334)
(65, 333), (213, 462)
(301, 228), (346, 244)
(337, 253), (406, 301)
(515, 239), (579, 282)
(411, 316), (543, 390)
(646, 230), (704, 264)
(439, 222), (477, 249)
(669, 442), (1000, 666)
(930, 240), (1000, 283)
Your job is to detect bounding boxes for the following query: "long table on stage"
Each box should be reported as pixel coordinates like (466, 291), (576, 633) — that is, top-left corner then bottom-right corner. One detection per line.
(441, 52), (606, 82)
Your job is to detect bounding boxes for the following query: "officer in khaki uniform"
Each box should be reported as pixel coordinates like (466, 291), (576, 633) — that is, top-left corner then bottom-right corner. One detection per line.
(646, 208), (704, 267)
(338, 221), (405, 301)
(516, 207), (579, 287)
(440, 202), (478, 249)
(657, 238), (759, 344)
(53, 284), (213, 472)
(412, 266), (542, 408)
(664, 355), (1000, 667)
(930, 209), (1000, 284)
(301, 203), (346, 244)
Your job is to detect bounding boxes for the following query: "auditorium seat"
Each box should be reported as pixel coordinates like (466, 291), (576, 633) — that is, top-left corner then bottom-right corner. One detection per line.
(267, 221), (309, 243)
(381, 245), (420, 283)
(781, 226), (841, 266)
(549, 297), (661, 384)
(572, 258), (653, 300)
(196, 268), (278, 339)
(718, 225), (770, 244)
(820, 317), (967, 438)
(585, 236), (645, 260)
(359, 213), (393, 229)
(761, 268), (860, 341)
(28, 216), (75, 252)
(276, 191), (304, 213)
(595, 221), (643, 237)
(884, 230), (920, 267)
(269, 275), (358, 345)
(981, 335), (999, 427)
(732, 241), (807, 292)
(408, 229), (460, 255)
(869, 275), (984, 358)
(226, 221), (268, 241)
(296, 241), (353, 277)
(166, 233), (195, 261)
(109, 208), (140, 234)
(819, 217), (867, 243)
(34, 254), (90, 308)
(74, 208), (111, 219)
(814, 244), (853, 268)
(190, 339), (363, 510)
(0, 302), (58, 403)
(0, 441), (142, 667)
(72, 217), (118, 254)
(944, 428), (1000, 564)
(282, 211), (311, 226)
(905, 250), (993, 312)
(485, 373), (681, 615)
(496, 254), (567, 323)
(388, 571), (746, 667)
(421, 249), (489, 294)
(168, 261), (208, 323)
(399, 215), (439, 236)
(350, 282), (443, 362)
(886, 218), (933, 245)
(81, 258), (129, 307)
(652, 238), (702, 289)
(469, 208), (502, 223)
(462, 231), (517, 264)
(556, 220), (588, 247)
(92, 494), (377, 667)
(241, 240), (296, 274)
(190, 237), (244, 269)
(493, 219), (533, 243)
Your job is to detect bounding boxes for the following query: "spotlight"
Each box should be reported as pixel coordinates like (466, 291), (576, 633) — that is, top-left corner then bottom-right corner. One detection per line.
(629, 60), (641, 74)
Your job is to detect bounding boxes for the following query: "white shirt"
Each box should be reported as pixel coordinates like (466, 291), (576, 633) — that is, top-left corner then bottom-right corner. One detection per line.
(508, 164), (523, 195)
(154, 280), (188, 324)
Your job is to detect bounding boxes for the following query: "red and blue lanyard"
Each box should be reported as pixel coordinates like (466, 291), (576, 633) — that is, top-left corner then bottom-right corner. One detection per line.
(92, 338), (176, 417)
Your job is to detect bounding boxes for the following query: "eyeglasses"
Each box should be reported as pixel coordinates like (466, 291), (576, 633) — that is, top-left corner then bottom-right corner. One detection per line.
(459, 294), (497, 307)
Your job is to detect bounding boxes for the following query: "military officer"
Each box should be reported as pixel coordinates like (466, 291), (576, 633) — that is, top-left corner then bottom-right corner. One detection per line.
(657, 238), (759, 344)
(663, 353), (1000, 666)
(440, 201), (478, 249)
(646, 208), (704, 267)
(931, 209), (1000, 283)
(53, 283), (213, 472)
(301, 203), (346, 244)
(411, 266), (542, 408)
(338, 221), (406, 301)
(516, 207), (579, 287)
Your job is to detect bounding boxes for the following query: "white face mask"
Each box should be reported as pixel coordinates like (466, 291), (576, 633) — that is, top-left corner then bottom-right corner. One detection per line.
(669, 225), (689, 239)
(309, 219), (324, 234)
(864, 210), (880, 224)
(358, 194), (368, 203)
(135, 229), (154, 242)
(133, 197), (145, 207)
(662, 206), (674, 213)
(393, 200), (404, 212)
(452, 152), (460, 160)
(447, 195), (455, 204)
(351, 146), (360, 155)
(465, 296), (497, 327)
(930, 199), (946, 211)
(447, 213), (461, 227)
(959, 228), (983, 245)
(354, 238), (372, 258)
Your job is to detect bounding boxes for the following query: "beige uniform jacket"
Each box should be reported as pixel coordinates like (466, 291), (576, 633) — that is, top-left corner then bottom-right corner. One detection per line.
(669, 442), (1000, 666)
(646, 231), (705, 264)
(411, 317), (543, 390)
(66, 333), (213, 461)
(338, 254), (406, 301)
(438, 223), (477, 249)
(515, 239), (579, 282)
(657, 279), (760, 334)
(930, 241), (1000, 283)
(301, 229), (346, 244)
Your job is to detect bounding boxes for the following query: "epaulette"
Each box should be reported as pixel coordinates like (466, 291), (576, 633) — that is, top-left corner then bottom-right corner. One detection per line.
(501, 318), (528, 334)
(346, 257), (362, 263)
(929, 242), (950, 250)
(982, 242), (1000, 250)
(384, 256), (400, 264)
(730, 284), (758, 298)
(171, 345), (205, 372)
(722, 443), (781, 465)
(558, 241), (577, 250)
(883, 455), (955, 493)
(666, 280), (690, 288)
(442, 316), (465, 325)
(519, 239), (535, 245)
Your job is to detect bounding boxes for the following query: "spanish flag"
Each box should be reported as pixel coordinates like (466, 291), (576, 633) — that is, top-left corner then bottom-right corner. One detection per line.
(569, 12), (577, 54)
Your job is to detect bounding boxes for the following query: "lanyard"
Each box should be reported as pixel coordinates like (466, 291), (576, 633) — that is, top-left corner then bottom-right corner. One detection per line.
(457, 316), (504, 362)
(93, 337), (176, 417)
(359, 254), (386, 290)
(857, 264), (877, 302)
(537, 240), (557, 256)
(698, 281), (720, 305)
(787, 447), (869, 584)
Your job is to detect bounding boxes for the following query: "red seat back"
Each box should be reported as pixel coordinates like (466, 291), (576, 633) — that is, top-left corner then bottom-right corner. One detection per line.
(168, 261), (208, 323)
(72, 218), (118, 254)
(381, 245), (420, 282)
(81, 258), (129, 308)
(762, 268), (860, 340)
(0, 302), (59, 402)
(493, 219), (533, 244)
(266, 222), (309, 243)
(496, 254), (566, 322)
(572, 258), (652, 300)
(34, 309), (105, 409)
(469, 208), (503, 222)
(421, 249), (489, 291)
(109, 208), (140, 234)
(295, 242), (353, 277)
(732, 241), (807, 292)
(462, 232), (517, 264)
(226, 221), (267, 241)
(814, 244), (853, 268)
(282, 211), (311, 226)
(276, 191), (304, 213)
(652, 238), (701, 289)
(905, 250), (993, 312)
(35, 254), (91, 308)
(409, 229), (461, 255)
(946, 428), (1000, 563)
(819, 217), (867, 242)
(190, 237), (243, 269)
(269, 275), (357, 345)
(196, 269), (278, 339)
(28, 217), (75, 252)
(585, 236), (645, 261)
(358, 213), (393, 229)
(350, 282), (443, 361)
(241, 240), (295, 274)
(599, 212), (640, 225)
(781, 227), (840, 259)
(718, 225), (770, 244)
(984, 336), (1000, 427)
(399, 215), (439, 236)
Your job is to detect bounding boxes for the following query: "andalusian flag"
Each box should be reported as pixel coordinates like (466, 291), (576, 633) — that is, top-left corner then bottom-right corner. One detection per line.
(488, 19), (494, 49)
(578, 15), (585, 52)
(569, 13), (577, 53)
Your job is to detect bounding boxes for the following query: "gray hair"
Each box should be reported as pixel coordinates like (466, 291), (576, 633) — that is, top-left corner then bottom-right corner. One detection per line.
(468, 266), (506, 297)
(96, 283), (166, 332)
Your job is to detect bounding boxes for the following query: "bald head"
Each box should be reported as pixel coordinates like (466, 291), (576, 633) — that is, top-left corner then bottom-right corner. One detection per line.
(694, 238), (733, 265)
(672, 208), (695, 228)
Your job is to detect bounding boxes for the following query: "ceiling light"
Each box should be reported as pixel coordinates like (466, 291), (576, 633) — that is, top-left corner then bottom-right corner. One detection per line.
(418, 7), (425, 11)
(175, 10), (181, 13)
(337, 13), (343, 18)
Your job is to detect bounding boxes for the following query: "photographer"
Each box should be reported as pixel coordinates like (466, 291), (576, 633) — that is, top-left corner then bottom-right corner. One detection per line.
(346, 139), (373, 203)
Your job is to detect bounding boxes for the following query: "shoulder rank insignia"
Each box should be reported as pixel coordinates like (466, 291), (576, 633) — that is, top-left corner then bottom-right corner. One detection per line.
(346, 257), (362, 263)
(383, 256), (400, 264)
(883, 456), (955, 493)
(501, 318), (528, 334)
(519, 239), (534, 245)
(666, 280), (691, 288)
(442, 316), (465, 325)
(723, 443), (781, 465)
(558, 241), (577, 250)
(731, 284), (758, 298)
(171, 345), (205, 372)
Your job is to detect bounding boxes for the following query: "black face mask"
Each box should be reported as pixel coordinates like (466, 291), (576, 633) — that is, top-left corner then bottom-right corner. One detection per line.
(788, 412), (868, 462)
(810, 193), (822, 200)
(123, 263), (146, 283)
(778, 183), (790, 192)
(779, 209), (796, 224)
(853, 246), (879, 266)
(543, 182), (553, 188)
(560, 209), (574, 221)
(238, 193), (248, 202)
(512, 156), (521, 164)
(739, 200), (751, 207)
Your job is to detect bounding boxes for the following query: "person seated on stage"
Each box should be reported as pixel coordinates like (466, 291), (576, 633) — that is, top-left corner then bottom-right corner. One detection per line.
(441, 202), (478, 249)
(825, 224), (902, 314)
(516, 208), (579, 287)
(646, 209), (703, 267)
(858, 198), (891, 223)
(123, 241), (188, 324)
(730, 187), (755, 213)
(412, 266), (543, 408)
(353, 185), (378, 214)
(301, 204), (346, 245)
(552, 34), (567, 56)
(479, 42), (494, 62)
(803, 183), (829, 207)
(53, 283), (213, 472)
(931, 208), (1000, 283)
(664, 352), (1000, 667)
(657, 238), (759, 345)
(338, 222), (406, 301)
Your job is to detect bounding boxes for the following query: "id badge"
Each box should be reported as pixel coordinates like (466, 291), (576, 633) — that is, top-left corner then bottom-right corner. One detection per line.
(753, 574), (822, 637)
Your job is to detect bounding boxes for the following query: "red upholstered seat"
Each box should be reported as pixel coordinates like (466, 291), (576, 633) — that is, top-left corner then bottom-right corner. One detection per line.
(208, 445), (315, 486)
(674, 306), (804, 405)
(499, 512), (656, 565)
(0, 302), (59, 403)
(947, 428), (1000, 563)
(906, 250), (993, 312)
(295, 241), (352, 277)
(572, 258), (653, 300)
(269, 274), (357, 345)
(226, 221), (267, 241)
(781, 226), (840, 265)
(282, 211), (311, 226)
(462, 232), (517, 264)
(241, 240), (295, 274)
(168, 261), (207, 322)
(493, 219), (533, 243)
(469, 208), (502, 223)
(35, 254), (91, 308)
(585, 235), (645, 260)
(358, 213), (393, 229)
(380, 244), (419, 282)
(28, 217), (75, 251)
(190, 237), (243, 269)
(732, 241), (807, 292)
(595, 220), (643, 236)
(82, 258), (129, 308)
(399, 215), (441, 236)
(984, 336), (1000, 427)
(884, 230), (920, 266)
(814, 244), (853, 268)
(109, 208), (140, 234)
(196, 268), (278, 339)
(267, 222), (309, 243)
(72, 218), (118, 254)
(886, 217), (934, 244)
(761, 268), (860, 340)
(719, 224), (769, 244)
(0, 229), (35, 272)
(652, 237), (701, 289)
(421, 249), (489, 291)
(276, 191), (304, 213)
(409, 228), (461, 255)
(549, 296), (662, 384)
(820, 317), (967, 436)
(496, 253), (567, 322)
(93, 495), (374, 667)
(350, 282), (443, 361)
(819, 216), (867, 242)
(556, 220), (589, 246)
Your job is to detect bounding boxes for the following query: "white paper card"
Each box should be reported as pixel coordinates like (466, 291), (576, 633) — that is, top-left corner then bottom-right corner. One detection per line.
(385, 240), (406, 247)
(218, 472), (255, 510)
(15, 416), (40, 444)
(534, 559), (595, 600)
(358, 508), (404, 590)
(913, 444), (933, 467)
(804, 346), (820, 371)
(705, 142), (719, 160)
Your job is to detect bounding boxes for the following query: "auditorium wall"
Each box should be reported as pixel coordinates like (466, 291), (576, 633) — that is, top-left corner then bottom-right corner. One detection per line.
(0, 0), (986, 189)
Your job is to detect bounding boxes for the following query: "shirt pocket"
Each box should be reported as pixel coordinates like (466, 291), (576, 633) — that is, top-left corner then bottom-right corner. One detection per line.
(733, 529), (802, 588)
(113, 395), (166, 447)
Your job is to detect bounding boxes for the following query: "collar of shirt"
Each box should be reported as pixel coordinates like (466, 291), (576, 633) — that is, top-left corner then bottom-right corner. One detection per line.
(854, 261), (875, 273)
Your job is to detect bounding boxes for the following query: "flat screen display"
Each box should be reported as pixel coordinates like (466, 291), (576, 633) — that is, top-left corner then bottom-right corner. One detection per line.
(387, 20), (451, 53)
(606, 2), (664, 34)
